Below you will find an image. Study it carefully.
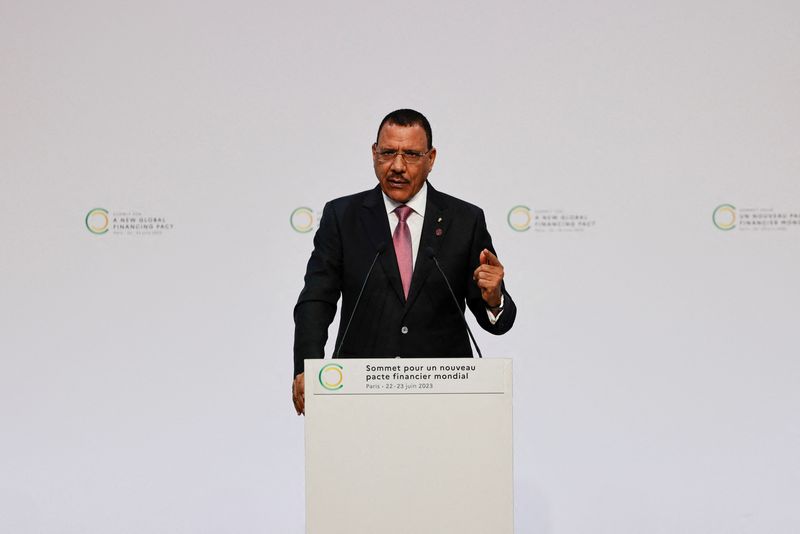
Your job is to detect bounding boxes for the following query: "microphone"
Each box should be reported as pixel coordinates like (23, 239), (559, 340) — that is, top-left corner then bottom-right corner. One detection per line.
(424, 247), (483, 358)
(334, 243), (386, 358)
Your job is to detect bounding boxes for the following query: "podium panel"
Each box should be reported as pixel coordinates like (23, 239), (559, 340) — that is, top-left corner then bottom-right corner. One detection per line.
(305, 358), (513, 534)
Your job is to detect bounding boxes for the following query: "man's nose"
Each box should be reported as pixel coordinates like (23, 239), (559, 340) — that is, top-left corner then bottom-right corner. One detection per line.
(390, 153), (406, 172)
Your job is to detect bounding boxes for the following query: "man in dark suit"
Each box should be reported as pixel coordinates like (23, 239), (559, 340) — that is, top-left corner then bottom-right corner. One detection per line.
(292, 109), (516, 414)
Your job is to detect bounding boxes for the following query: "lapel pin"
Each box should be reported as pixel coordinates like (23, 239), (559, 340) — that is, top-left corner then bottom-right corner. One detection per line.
(435, 228), (443, 237)
(437, 217), (442, 222)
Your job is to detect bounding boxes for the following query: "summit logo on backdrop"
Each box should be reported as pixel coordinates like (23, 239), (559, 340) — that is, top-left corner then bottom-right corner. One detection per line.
(85, 208), (175, 236)
(507, 205), (596, 233)
(712, 204), (737, 230)
(290, 207), (319, 233)
(712, 203), (800, 232)
(507, 205), (532, 232)
(85, 208), (110, 234)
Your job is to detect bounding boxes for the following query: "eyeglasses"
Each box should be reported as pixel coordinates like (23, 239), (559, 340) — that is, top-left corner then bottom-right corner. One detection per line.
(373, 146), (433, 164)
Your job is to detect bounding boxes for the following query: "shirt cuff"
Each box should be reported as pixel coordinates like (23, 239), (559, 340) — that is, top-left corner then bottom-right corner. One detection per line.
(485, 294), (505, 325)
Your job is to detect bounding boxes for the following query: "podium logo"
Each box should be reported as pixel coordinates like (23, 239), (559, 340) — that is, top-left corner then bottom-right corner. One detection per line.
(713, 204), (737, 230)
(290, 207), (316, 233)
(319, 363), (344, 391)
(85, 208), (110, 234)
(507, 205), (532, 232)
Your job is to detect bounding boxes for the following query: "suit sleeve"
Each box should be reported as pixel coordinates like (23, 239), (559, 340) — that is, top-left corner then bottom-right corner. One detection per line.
(293, 202), (343, 377)
(465, 209), (517, 335)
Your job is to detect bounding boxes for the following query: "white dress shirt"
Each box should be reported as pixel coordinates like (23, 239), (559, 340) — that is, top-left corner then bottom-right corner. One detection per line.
(382, 182), (427, 269)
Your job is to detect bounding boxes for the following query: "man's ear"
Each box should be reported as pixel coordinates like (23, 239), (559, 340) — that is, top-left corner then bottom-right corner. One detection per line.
(427, 147), (437, 170)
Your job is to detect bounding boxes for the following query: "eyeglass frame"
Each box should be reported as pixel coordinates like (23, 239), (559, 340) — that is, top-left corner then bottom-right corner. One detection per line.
(372, 144), (435, 165)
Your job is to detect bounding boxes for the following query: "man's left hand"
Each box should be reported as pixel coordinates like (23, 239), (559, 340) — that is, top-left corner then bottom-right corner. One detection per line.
(473, 248), (504, 308)
(292, 372), (305, 415)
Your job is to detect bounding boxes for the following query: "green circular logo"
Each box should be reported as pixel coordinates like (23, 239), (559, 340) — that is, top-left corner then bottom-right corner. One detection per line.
(713, 204), (736, 231)
(85, 208), (109, 235)
(318, 363), (344, 391)
(507, 205), (531, 232)
(290, 207), (316, 233)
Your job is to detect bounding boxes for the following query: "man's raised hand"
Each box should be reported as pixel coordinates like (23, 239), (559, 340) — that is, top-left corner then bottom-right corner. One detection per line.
(473, 249), (504, 308)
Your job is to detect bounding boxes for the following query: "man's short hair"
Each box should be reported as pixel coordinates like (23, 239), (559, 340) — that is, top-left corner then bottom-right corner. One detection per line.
(376, 109), (433, 150)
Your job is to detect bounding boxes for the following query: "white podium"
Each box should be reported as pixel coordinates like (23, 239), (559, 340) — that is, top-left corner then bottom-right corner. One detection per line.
(304, 358), (513, 534)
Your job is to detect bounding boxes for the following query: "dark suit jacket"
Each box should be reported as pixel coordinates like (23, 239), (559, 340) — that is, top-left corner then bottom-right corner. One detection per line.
(293, 182), (516, 376)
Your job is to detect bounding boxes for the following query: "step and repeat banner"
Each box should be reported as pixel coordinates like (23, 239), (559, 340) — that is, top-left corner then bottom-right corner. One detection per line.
(1, 1), (798, 533)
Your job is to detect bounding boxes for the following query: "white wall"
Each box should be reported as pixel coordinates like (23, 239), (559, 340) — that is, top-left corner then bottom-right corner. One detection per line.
(1, 1), (798, 532)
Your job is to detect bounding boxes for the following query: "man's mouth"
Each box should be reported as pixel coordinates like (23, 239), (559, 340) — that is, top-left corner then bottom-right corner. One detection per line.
(387, 176), (409, 187)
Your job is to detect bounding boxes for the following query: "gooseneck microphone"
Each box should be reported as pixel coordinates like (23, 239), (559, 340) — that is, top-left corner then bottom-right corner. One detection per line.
(334, 243), (386, 358)
(424, 247), (483, 358)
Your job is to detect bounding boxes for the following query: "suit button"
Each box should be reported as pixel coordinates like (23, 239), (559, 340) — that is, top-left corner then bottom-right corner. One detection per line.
(401, 326), (409, 334)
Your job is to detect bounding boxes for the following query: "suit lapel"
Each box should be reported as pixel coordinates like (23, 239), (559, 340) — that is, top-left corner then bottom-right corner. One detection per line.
(360, 186), (405, 304)
(404, 182), (451, 312)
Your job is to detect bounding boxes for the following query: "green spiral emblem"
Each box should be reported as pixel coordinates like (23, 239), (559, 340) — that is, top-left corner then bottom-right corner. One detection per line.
(318, 363), (344, 391)
(290, 207), (316, 233)
(85, 208), (110, 235)
(712, 204), (736, 231)
(507, 205), (532, 232)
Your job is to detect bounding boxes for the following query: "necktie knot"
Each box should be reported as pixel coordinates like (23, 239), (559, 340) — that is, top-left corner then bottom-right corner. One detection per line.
(395, 205), (412, 223)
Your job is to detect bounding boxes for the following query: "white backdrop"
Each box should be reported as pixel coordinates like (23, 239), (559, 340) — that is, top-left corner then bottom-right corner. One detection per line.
(1, 1), (798, 532)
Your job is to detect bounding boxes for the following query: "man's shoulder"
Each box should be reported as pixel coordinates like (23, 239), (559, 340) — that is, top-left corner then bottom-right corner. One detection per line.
(325, 186), (381, 211)
(428, 184), (484, 217)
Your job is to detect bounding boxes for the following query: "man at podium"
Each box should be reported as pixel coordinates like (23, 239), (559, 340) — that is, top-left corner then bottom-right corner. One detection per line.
(292, 109), (517, 414)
